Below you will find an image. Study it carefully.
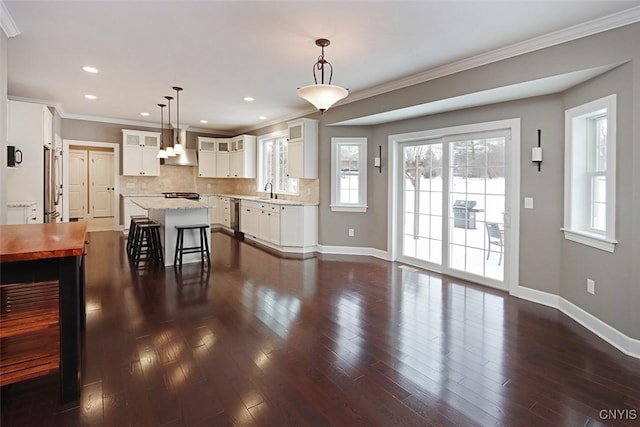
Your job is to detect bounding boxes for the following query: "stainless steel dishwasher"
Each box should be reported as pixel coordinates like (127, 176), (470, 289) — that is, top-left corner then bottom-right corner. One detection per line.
(229, 198), (244, 239)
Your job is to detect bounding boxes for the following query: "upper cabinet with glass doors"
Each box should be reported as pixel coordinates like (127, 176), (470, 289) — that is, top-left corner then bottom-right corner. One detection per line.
(122, 129), (160, 176)
(197, 137), (218, 178)
(287, 118), (318, 179)
(229, 135), (257, 178)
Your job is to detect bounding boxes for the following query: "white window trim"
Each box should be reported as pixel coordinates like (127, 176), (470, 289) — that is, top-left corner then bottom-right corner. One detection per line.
(330, 137), (368, 213)
(257, 130), (298, 196)
(563, 94), (617, 252)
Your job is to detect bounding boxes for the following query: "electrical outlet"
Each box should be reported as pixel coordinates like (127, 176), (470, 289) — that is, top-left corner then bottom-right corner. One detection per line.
(587, 279), (595, 295)
(348, 228), (355, 237)
(207, 183), (211, 188)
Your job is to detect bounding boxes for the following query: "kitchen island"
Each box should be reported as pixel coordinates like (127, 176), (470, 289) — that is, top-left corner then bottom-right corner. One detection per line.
(0, 222), (87, 402)
(131, 198), (210, 266)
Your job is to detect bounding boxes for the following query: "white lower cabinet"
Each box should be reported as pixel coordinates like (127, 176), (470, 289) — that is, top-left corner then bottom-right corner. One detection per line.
(122, 196), (147, 231)
(206, 196), (218, 225)
(217, 197), (231, 229)
(6, 204), (38, 224)
(122, 196), (164, 231)
(240, 200), (316, 252)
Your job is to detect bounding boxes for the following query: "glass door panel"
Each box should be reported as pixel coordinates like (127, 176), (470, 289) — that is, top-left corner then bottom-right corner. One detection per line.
(448, 136), (505, 281)
(401, 143), (443, 265)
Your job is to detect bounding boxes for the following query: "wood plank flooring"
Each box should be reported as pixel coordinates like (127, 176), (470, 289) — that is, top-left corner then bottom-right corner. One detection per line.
(2, 231), (639, 426)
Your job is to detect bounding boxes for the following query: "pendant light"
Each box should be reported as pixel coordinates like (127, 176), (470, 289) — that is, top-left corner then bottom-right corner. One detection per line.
(156, 103), (168, 159)
(164, 95), (176, 156)
(297, 38), (348, 113)
(172, 86), (184, 155)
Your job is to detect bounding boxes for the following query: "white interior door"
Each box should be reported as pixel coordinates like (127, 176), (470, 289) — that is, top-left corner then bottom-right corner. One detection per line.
(90, 151), (114, 218)
(68, 150), (87, 219)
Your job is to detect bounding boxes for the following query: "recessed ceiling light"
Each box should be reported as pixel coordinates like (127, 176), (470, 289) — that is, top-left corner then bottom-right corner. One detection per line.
(82, 66), (99, 73)
(259, 116), (267, 120)
(140, 112), (150, 117)
(200, 120), (208, 124)
(84, 94), (97, 100)
(243, 97), (255, 102)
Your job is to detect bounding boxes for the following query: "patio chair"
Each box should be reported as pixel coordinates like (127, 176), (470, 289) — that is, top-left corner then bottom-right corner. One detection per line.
(486, 222), (504, 265)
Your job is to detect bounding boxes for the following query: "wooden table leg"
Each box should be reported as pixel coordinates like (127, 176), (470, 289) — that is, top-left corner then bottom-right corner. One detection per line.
(58, 256), (81, 402)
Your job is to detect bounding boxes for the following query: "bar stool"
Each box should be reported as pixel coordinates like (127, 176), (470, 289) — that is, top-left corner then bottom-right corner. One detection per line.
(127, 215), (152, 257)
(132, 221), (164, 267)
(174, 224), (211, 269)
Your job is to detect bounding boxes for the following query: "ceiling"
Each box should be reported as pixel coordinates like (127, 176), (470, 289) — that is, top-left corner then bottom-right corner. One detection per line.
(3, 1), (640, 135)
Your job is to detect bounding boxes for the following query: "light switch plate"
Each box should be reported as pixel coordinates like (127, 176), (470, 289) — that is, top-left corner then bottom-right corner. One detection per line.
(524, 197), (534, 209)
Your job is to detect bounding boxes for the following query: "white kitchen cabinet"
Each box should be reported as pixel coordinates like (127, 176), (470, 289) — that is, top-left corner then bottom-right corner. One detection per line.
(6, 101), (53, 223)
(268, 208), (281, 245)
(217, 197), (231, 229)
(122, 130), (160, 176)
(228, 135), (257, 178)
(240, 201), (260, 238)
(207, 196), (219, 225)
(197, 137), (218, 178)
(122, 196), (147, 231)
(287, 118), (318, 179)
(216, 140), (230, 177)
(6, 203), (38, 225)
(240, 199), (316, 252)
(279, 204), (317, 247)
(42, 107), (53, 147)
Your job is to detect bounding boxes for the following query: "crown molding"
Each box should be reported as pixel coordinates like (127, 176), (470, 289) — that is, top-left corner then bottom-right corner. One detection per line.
(0, 1), (19, 38)
(61, 112), (228, 135)
(343, 6), (640, 105)
(7, 95), (63, 116)
(236, 107), (319, 135)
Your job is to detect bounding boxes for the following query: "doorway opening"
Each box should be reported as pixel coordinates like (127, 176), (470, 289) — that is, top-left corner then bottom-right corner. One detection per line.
(63, 140), (120, 231)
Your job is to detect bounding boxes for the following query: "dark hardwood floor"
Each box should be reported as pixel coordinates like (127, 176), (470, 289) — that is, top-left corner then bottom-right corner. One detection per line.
(2, 230), (640, 426)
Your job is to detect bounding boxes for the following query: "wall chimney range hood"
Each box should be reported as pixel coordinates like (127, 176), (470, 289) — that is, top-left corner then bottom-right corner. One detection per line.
(164, 128), (198, 166)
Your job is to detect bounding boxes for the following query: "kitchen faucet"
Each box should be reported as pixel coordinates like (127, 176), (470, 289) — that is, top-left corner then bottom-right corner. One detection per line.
(264, 182), (273, 199)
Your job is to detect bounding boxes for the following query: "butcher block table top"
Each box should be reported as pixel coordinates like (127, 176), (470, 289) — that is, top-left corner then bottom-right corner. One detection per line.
(0, 222), (87, 263)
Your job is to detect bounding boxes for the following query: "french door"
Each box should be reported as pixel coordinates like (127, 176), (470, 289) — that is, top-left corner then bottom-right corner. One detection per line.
(396, 124), (516, 290)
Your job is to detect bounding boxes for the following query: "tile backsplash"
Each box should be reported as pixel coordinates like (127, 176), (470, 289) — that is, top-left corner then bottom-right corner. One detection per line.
(120, 165), (319, 204)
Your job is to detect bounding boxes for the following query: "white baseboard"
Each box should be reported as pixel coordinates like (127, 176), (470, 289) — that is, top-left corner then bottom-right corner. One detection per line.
(512, 285), (640, 359)
(316, 244), (391, 261)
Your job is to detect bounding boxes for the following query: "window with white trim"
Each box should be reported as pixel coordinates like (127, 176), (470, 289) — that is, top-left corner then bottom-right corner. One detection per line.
(257, 131), (298, 195)
(563, 94), (617, 252)
(331, 137), (367, 212)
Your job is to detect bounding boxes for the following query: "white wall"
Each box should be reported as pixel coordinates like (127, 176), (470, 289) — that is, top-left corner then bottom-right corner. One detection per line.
(6, 100), (46, 222)
(0, 30), (7, 223)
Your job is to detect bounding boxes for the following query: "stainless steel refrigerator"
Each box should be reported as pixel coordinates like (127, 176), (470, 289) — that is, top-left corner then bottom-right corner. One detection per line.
(43, 145), (62, 222)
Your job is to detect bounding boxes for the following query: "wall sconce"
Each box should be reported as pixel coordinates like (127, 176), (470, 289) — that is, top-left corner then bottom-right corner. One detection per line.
(532, 129), (542, 172)
(374, 145), (382, 173)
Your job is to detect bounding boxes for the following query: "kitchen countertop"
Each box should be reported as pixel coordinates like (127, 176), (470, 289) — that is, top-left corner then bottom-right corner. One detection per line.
(122, 193), (317, 206)
(7, 200), (36, 207)
(201, 194), (318, 206)
(131, 198), (210, 210)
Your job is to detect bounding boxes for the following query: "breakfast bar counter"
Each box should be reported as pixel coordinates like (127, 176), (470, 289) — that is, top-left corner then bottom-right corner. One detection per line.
(131, 198), (210, 266)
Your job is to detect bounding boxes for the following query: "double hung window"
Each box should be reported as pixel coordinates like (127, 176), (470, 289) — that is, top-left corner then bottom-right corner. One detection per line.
(564, 94), (617, 252)
(330, 137), (367, 212)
